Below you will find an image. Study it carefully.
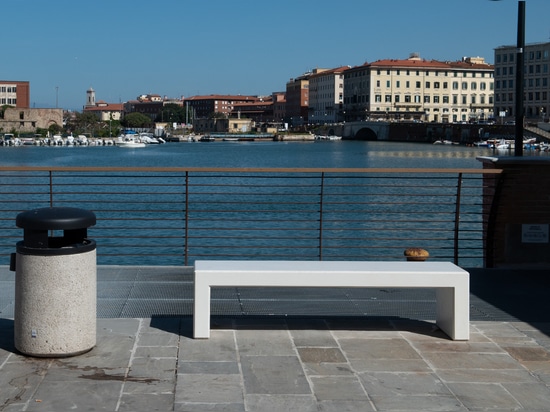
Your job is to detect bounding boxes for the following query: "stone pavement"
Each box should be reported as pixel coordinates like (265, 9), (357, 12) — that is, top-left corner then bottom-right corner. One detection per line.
(1, 266), (550, 411)
(1, 317), (550, 411)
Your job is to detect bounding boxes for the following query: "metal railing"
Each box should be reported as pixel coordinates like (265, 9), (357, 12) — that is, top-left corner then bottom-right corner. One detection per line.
(0, 166), (502, 267)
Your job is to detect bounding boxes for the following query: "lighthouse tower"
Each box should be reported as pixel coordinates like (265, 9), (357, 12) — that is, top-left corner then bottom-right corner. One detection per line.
(85, 87), (96, 108)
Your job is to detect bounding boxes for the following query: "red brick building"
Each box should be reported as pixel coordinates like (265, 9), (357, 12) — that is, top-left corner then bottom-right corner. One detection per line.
(0, 80), (30, 108)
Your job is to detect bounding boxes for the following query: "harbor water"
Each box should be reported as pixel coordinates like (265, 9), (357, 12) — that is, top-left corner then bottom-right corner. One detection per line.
(0, 139), (522, 169)
(1, 140), (548, 266)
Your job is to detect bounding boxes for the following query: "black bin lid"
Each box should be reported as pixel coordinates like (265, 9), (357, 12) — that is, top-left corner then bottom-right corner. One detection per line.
(16, 207), (96, 230)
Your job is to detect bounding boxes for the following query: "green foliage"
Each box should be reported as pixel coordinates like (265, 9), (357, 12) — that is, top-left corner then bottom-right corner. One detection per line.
(122, 112), (152, 128)
(155, 103), (190, 123)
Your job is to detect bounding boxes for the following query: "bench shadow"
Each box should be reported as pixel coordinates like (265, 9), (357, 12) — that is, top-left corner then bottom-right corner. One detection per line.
(151, 315), (451, 340)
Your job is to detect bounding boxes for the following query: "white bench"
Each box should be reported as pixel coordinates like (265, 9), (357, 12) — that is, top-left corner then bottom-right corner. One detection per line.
(193, 260), (470, 340)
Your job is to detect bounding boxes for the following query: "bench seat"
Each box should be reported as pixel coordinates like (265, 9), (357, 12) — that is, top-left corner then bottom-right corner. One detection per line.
(193, 260), (470, 340)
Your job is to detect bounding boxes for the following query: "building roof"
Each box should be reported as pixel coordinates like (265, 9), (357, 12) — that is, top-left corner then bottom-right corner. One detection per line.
(186, 94), (258, 101)
(83, 103), (124, 112)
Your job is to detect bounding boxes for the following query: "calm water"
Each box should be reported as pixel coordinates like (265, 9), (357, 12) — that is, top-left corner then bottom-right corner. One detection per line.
(1, 139), (535, 169)
(2, 140), (547, 267)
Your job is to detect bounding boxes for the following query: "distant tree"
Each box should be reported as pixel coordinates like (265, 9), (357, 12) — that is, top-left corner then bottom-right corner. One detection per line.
(65, 111), (100, 135)
(210, 112), (227, 119)
(155, 103), (189, 123)
(122, 112), (152, 128)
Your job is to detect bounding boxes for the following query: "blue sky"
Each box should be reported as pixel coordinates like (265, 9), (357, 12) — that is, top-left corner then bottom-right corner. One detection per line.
(3, 0), (549, 111)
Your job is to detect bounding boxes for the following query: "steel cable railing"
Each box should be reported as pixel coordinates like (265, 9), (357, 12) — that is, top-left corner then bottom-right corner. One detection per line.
(0, 167), (502, 267)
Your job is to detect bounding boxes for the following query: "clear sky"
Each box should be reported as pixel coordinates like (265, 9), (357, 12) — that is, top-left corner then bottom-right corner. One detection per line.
(3, 0), (549, 111)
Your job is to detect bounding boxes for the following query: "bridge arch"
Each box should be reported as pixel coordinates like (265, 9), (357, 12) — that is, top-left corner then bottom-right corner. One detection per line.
(353, 127), (378, 141)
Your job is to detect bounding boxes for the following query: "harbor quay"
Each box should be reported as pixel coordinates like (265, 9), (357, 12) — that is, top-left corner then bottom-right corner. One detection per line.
(1, 149), (550, 410)
(1, 265), (550, 411)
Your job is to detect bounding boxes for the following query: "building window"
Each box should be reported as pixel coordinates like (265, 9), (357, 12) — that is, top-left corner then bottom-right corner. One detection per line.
(434, 82), (440, 89)
(462, 82), (468, 90)
(385, 95), (392, 102)
(416, 81), (421, 88)
(426, 82), (431, 88)
(404, 95), (411, 103)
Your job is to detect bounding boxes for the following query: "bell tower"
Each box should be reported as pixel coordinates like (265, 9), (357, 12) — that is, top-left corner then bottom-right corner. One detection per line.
(86, 87), (96, 108)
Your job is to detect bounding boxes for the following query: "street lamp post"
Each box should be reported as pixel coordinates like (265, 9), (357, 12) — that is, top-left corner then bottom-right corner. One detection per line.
(515, 1), (525, 156)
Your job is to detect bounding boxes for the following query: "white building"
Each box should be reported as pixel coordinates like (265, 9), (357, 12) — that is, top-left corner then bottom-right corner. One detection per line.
(343, 54), (494, 123)
(308, 67), (348, 124)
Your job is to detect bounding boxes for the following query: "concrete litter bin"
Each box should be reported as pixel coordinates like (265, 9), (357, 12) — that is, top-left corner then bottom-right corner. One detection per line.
(11, 207), (97, 357)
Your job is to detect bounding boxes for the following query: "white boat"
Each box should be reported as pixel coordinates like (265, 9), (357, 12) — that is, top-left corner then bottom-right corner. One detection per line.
(117, 135), (146, 148)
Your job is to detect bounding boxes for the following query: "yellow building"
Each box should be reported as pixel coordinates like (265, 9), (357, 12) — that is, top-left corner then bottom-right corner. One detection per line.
(344, 54), (494, 123)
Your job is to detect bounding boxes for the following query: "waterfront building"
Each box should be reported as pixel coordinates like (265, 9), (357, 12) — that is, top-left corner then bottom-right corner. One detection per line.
(494, 41), (550, 122)
(285, 72), (312, 127)
(0, 107), (62, 134)
(83, 100), (124, 122)
(342, 54), (494, 123)
(231, 95), (274, 123)
(184, 94), (258, 119)
(308, 66), (348, 124)
(0, 80), (30, 108)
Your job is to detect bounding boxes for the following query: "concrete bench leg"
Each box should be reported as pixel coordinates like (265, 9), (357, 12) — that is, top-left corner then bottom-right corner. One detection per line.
(435, 286), (469, 340)
(193, 277), (211, 339)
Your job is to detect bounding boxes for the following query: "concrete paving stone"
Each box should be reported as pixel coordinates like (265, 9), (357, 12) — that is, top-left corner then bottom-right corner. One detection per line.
(502, 382), (550, 410)
(122, 378), (176, 395)
(133, 345), (179, 359)
(128, 357), (178, 381)
(174, 402), (246, 411)
(437, 367), (538, 384)
(62, 336), (135, 369)
(370, 394), (466, 412)
(97, 318), (141, 336)
(474, 321), (532, 338)
(331, 329), (402, 340)
(422, 351), (524, 370)
(245, 394), (318, 412)
(240, 355), (310, 395)
(179, 331), (237, 362)
(302, 361), (356, 377)
(360, 371), (453, 397)
(0, 361), (49, 407)
(348, 358), (432, 373)
(520, 360), (550, 375)
(316, 400), (377, 412)
(503, 345), (550, 362)
(236, 329), (295, 356)
(288, 324), (339, 347)
(27, 379), (122, 411)
(179, 361), (240, 375)
(325, 318), (395, 332)
(445, 382), (523, 410)
(44, 361), (128, 383)
(297, 347), (347, 363)
(137, 331), (180, 347)
(410, 340), (504, 354)
(118, 393), (175, 411)
(175, 373), (244, 403)
(338, 337), (421, 360)
(309, 376), (369, 401)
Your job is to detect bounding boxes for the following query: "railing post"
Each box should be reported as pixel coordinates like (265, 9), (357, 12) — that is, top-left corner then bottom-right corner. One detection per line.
(453, 173), (463, 265)
(318, 172), (325, 261)
(49, 170), (53, 207)
(184, 171), (189, 266)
